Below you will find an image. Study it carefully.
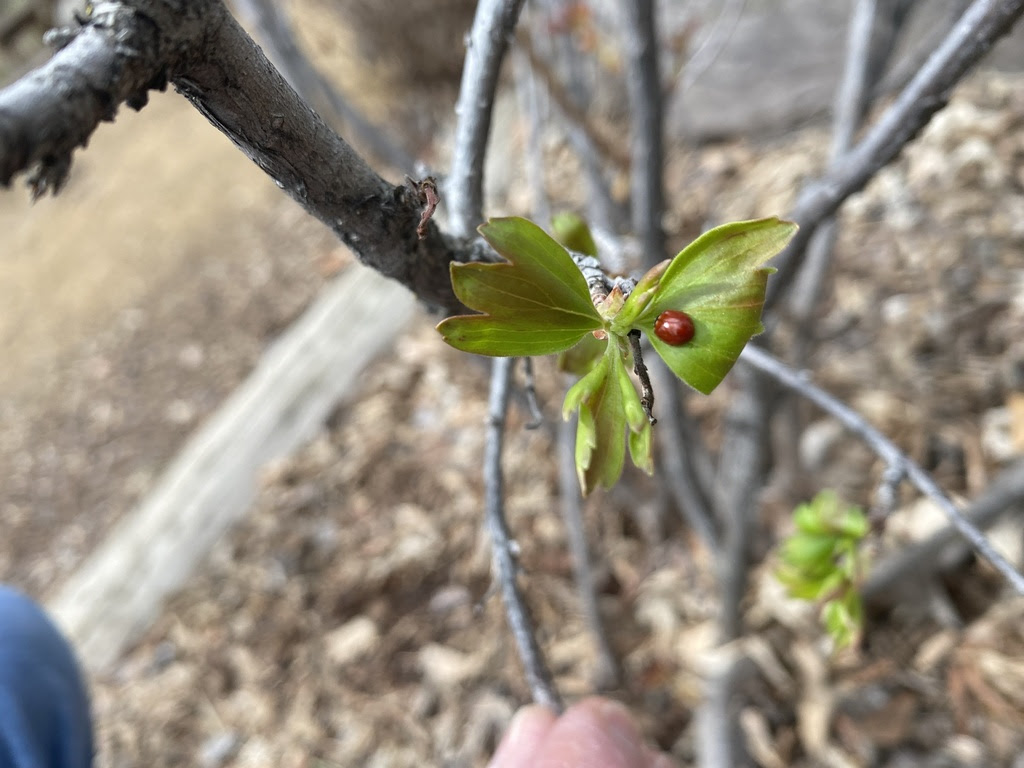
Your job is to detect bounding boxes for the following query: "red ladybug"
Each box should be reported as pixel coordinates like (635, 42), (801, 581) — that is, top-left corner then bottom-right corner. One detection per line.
(654, 310), (695, 346)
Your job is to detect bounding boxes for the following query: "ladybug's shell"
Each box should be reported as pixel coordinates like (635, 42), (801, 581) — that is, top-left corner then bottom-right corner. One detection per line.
(654, 310), (695, 346)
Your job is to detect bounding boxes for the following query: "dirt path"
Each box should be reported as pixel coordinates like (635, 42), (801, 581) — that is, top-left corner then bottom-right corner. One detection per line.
(0, 90), (339, 597)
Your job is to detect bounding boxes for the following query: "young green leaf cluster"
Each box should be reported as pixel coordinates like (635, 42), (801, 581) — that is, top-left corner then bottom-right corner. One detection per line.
(776, 490), (870, 649)
(436, 215), (797, 495)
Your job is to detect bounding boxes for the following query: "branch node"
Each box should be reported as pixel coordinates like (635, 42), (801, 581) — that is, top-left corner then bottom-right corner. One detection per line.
(406, 175), (439, 240)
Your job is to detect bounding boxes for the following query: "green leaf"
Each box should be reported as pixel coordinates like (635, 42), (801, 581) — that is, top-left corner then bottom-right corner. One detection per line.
(608, 259), (670, 333)
(558, 332), (607, 377)
(437, 217), (603, 356)
(823, 594), (862, 649)
(563, 340), (651, 495)
(551, 211), (598, 257)
(565, 347), (625, 494)
(629, 218), (797, 394)
(614, 347), (653, 474)
(777, 491), (870, 649)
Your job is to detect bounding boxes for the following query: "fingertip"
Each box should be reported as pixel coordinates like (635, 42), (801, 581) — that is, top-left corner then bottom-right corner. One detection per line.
(548, 697), (648, 767)
(648, 751), (679, 768)
(488, 705), (558, 768)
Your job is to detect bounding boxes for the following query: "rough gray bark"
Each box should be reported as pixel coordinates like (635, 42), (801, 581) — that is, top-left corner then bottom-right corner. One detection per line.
(0, 0), (474, 313)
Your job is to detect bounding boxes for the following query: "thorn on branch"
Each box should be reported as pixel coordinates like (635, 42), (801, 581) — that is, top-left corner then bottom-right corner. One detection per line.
(407, 175), (439, 240)
(628, 330), (656, 425)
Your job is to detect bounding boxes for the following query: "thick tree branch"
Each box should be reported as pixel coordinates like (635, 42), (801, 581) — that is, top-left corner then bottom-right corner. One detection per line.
(0, 0), (472, 313)
(0, 2), (177, 196)
(230, 0), (416, 173)
(739, 345), (1024, 597)
(767, 0), (1024, 309)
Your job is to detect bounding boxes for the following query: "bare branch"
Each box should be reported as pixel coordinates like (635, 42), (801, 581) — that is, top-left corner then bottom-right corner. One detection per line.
(512, 48), (552, 228)
(767, 0), (1024, 309)
(863, 459), (1024, 609)
(0, 0), (471, 312)
(515, 30), (630, 170)
(679, 0), (747, 92)
(715, 362), (771, 642)
(695, 650), (757, 768)
(0, 4), (176, 195)
(619, 0), (666, 267)
(446, 0), (527, 237)
(558, 414), (621, 689)
(739, 345), (1024, 597)
(788, 0), (879, 328)
(485, 357), (563, 711)
(651, 365), (718, 552)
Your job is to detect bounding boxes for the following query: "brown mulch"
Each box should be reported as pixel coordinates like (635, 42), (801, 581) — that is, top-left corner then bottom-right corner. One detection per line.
(86, 72), (1024, 767)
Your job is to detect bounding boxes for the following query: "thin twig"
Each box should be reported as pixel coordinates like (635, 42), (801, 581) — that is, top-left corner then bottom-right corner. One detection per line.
(447, 0), (528, 237)
(485, 358), (563, 711)
(714, 362), (771, 642)
(739, 345), (1024, 597)
(627, 331), (656, 425)
(450, 0), (560, 710)
(863, 459), (1024, 608)
(767, 0), (1024, 310)
(620, 0), (667, 268)
(512, 48), (552, 229)
(558, 413), (622, 689)
(651, 364), (719, 553)
(788, 0), (878, 331)
(518, 22), (626, 233)
(679, 0), (747, 92)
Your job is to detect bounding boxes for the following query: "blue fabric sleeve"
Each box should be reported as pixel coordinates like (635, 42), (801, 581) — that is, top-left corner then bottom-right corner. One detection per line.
(0, 586), (94, 768)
